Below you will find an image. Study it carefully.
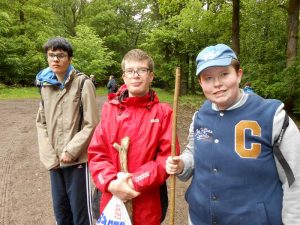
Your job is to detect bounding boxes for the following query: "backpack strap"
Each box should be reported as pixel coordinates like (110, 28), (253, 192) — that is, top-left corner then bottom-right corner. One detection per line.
(77, 73), (89, 132)
(273, 113), (295, 187)
(35, 79), (44, 108)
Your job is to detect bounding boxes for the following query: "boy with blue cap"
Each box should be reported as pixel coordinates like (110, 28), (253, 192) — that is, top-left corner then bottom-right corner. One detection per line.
(166, 44), (300, 225)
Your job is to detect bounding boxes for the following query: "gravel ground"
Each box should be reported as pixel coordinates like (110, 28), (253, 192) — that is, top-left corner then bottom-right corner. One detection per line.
(0, 96), (194, 225)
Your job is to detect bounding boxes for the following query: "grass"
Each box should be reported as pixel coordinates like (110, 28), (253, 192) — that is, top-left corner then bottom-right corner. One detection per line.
(95, 87), (108, 96)
(153, 88), (204, 109)
(0, 86), (204, 110)
(0, 87), (40, 99)
(0, 86), (108, 100)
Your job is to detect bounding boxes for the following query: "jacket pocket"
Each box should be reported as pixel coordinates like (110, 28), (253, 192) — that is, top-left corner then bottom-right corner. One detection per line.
(256, 202), (269, 225)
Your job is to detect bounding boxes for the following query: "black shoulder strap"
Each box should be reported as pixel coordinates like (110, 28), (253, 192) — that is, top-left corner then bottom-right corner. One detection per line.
(78, 74), (89, 132)
(273, 113), (295, 187)
(36, 80), (44, 107)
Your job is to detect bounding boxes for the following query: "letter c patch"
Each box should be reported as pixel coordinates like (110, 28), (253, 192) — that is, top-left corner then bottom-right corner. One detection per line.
(235, 120), (261, 158)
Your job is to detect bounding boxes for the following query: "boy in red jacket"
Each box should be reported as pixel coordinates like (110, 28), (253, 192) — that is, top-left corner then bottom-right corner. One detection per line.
(88, 49), (179, 225)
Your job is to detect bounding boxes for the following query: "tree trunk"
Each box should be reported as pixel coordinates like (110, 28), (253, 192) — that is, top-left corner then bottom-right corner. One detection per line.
(232, 0), (240, 55)
(179, 55), (188, 95)
(189, 54), (196, 94)
(286, 0), (300, 67)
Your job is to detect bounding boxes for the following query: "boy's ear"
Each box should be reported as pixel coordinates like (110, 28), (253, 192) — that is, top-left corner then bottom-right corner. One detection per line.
(122, 74), (126, 84)
(198, 76), (202, 86)
(237, 68), (243, 82)
(149, 71), (154, 82)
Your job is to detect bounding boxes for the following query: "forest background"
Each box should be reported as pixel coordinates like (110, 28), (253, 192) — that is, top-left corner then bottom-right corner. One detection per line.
(1, 0), (300, 119)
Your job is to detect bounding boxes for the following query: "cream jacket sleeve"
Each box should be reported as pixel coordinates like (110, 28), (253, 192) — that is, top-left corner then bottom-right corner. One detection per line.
(177, 112), (196, 181)
(273, 105), (300, 225)
(62, 79), (99, 160)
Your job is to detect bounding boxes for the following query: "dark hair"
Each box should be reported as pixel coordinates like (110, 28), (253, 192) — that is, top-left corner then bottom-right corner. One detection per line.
(121, 49), (154, 72)
(43, 37), (73, 57)
(231, 59), (240, 72)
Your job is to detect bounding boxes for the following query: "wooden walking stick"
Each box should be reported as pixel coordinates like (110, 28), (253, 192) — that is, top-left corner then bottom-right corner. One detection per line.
(113, 137), (133, 222)
(169, 67), (181, 225)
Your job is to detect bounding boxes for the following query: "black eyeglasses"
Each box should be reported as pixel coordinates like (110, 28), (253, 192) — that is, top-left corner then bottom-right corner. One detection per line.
(47, 53), (68, 61)
(123, 68), (150, 78)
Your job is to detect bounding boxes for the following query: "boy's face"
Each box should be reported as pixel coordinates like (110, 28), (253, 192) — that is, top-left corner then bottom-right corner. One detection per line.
(199, 65), (243, 110)
(47, 49), (72, 77)
(122, 59), (154, 97)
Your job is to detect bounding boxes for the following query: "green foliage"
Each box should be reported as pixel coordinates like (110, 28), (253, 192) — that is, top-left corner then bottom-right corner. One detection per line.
(51, 0), (87, 36)
(142, 26), (179, 88)
(143, 0), (232, 91)
(0, 12), (11, 34)
(272, 59), (300, 116)
(238, 0), (300, 118)
(0, 0), (300, 118)
(82, 0), (157, 77)
(158, 0), (189, 17)
(69, 25), (115, 84)
(240, 0), (287, 64)
(0, 0), (60, 85)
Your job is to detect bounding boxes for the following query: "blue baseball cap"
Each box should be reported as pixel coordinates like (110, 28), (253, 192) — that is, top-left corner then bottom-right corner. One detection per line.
(196, 44), (237, 76)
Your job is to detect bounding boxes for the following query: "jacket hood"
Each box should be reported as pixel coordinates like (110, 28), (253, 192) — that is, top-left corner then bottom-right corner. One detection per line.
(108, 84), (159, 109)
(36, 65), (74, 88)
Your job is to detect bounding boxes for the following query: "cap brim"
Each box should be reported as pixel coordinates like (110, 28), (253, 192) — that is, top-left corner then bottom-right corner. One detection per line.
(196, 57), (233, 76)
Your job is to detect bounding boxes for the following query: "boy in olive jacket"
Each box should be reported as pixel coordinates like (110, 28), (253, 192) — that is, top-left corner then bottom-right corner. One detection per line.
(36, 37), (98, 225)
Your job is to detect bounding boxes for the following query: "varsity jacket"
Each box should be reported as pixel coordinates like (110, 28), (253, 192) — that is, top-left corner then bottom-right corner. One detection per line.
(36, 68), (99, 170)
(88, 87), (180, 225)
(178, 92), (300, 225)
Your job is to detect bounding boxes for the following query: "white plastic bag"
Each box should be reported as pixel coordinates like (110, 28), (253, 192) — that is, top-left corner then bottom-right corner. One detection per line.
(96, 195), (132, 225)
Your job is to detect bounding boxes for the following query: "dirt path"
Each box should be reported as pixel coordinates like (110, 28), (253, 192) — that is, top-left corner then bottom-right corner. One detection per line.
(0, 96), (193, 225)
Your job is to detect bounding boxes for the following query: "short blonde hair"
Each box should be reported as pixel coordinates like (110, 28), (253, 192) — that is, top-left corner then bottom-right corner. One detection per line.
(121, 49), (154, 72)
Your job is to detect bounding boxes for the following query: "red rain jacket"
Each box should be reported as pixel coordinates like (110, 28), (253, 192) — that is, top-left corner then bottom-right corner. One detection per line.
(88, 86), (179, 225)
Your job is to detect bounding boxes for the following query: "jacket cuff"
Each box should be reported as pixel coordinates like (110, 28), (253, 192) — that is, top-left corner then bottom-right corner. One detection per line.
(47, 161), (60, 170)
(64, 150), (75, 160)
(63, 146), (75, 160)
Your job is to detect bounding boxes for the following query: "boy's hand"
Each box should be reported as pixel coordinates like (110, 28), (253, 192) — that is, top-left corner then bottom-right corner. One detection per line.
(166, 156), (184, 175)
(60, 152), (73, 163)
(108, 173), (140, 202)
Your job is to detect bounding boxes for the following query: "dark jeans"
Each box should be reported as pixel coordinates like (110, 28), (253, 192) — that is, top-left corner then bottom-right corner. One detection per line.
(50, 163), (93, 225)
